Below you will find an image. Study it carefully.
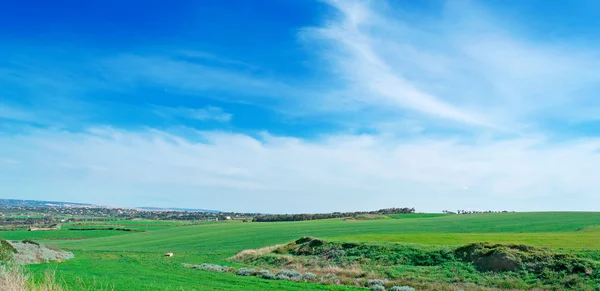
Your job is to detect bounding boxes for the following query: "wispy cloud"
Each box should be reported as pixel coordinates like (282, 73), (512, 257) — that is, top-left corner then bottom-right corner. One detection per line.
(152, 105), (232, 122)
(101, 54), (298, 102)
(3, 0), (600, 212)
(302, 0), (600, 131)
(2, 127), (600, 212)
(0, 103), (37, 122)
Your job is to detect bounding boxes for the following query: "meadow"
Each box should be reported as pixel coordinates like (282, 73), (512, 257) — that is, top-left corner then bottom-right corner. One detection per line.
(4, 212), (600, 290)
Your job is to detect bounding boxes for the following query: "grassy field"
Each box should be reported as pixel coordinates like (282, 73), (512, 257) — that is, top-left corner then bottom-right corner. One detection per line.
(53, 212), (600, 252)
(388, 213), (450, 219)
(64, 219), (198, 231)
(0, 229), (129, 241)
(333, 231), (600, 249)
(3, 212), (600, 290)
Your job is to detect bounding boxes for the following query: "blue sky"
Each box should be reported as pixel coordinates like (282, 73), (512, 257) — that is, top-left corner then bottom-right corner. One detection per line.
(2, 0), (600, 213)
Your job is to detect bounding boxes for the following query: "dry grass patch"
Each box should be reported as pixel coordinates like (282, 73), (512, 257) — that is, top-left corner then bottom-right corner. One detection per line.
(0, 265), (65, 291)
(230, 244), (286, 261)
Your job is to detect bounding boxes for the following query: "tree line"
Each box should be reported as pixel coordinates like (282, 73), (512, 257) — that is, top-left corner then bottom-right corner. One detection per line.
(442, 210), (511, 215)
(252, 207), (416, 222)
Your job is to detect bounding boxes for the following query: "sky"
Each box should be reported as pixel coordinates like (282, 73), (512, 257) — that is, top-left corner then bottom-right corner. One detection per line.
(2, 0), (600, 213)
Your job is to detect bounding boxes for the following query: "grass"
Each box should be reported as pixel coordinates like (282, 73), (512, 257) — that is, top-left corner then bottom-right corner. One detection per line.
(0, 230), (128, 241)
(4, 212), (600, 290)
(0, 219), (195, 241)
(64, 219), (195, 231)
(333, 232), (600, 249)
(387, 213), (450, 219)
(53, 212), (600, 252)
(233, 237), (600, 290)
(27, 252), (362, 291)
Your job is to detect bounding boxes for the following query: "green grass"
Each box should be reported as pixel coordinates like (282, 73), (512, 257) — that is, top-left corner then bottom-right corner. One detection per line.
(14, 212), (600, 290)
(27, 251), (362, 291)
(0, 229), (129, 241)
(0, 219), (195, 242)
(102, 219), (191, 226)
(388, 213), (450, 219)
(333, 232), (600, 249)
(54, 212), (600, 252)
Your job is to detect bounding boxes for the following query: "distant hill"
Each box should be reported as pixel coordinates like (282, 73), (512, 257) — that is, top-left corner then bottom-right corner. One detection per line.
(0, 199), (219, 213)
(136, 206), (220, 213)
(0, 198), (94, 208)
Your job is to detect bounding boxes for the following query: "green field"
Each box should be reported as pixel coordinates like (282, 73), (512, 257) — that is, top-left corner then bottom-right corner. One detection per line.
(4, 212), (600, 290)
(0, 229), (129, 241)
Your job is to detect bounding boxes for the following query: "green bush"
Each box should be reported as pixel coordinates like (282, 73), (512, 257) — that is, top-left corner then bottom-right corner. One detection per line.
(454, 242), (597, 274)
(21, 239), (39, 246)
(0, 239), (17, 261)
(237, 268), (256, 276)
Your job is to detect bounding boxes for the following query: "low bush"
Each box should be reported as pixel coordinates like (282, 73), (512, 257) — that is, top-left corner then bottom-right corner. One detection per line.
(276, 273), (290, 280)
(258, 270), (276, 280)
(237, 268), (256, 276)
(0, 239), (17, 261)
(277, 269), (302, 281)
(366, 279), (389, 287)
(370, 285), (385, 291)
(454, 242), (597, 274)
(184, 263), (230, 273)
(319, 273), (340, 284)
(302, 272), (317, 282)
(232, 237), (600, 290)
(21, 239), (39, 246)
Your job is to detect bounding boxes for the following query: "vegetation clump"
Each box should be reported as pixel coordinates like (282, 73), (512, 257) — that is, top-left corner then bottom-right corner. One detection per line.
(454, 242), (597, 274)
(11, 241), (74, 264)
(0, 239), (17, 261)
(258, 269), (276, 280)
(237, 268), (256, 276)
(233, 237), (600, 290)
(253, 208), (416, 222)
(182, 263), (231, 273)
(21, 239), (40, 246)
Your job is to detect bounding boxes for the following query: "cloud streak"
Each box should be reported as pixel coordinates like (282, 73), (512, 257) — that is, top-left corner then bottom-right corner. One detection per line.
(2, 127), (600, 212)
(152, 105), (232, 122)
(2, 0), (600, 212)
(304, 0), (600, 131)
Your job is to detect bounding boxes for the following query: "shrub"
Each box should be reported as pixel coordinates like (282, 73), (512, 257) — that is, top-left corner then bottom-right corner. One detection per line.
(390, 286), (415, 291)
(276, 273), (290, 280)
(260, 270), (276, 280)
(237, 268), (256, 276)
(454, 242), (597, 274)
(258, 269), (271, 276)
(277, 269), (302, 281)
(367, 279), (389, 287)
(302, 272), (317, 282)
(21, 239), (40, 246)
(191, 263), (230, 272)
(0, 239), (17, 261)
(371, 285), (386, 291)
(320, 273), (340, 284)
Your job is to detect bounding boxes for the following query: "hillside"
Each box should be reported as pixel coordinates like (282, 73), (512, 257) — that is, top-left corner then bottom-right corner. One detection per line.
(55, 212), (600, 252)
(9, 212), (600, 290)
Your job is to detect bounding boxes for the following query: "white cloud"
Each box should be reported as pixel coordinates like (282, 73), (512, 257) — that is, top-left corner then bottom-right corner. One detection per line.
(3, 0), (600, 213)
(152, 105), (232, 122)
(101, 54), (298, 102)
(302, 0), (600, 130)
(2, 127), (600, 213)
